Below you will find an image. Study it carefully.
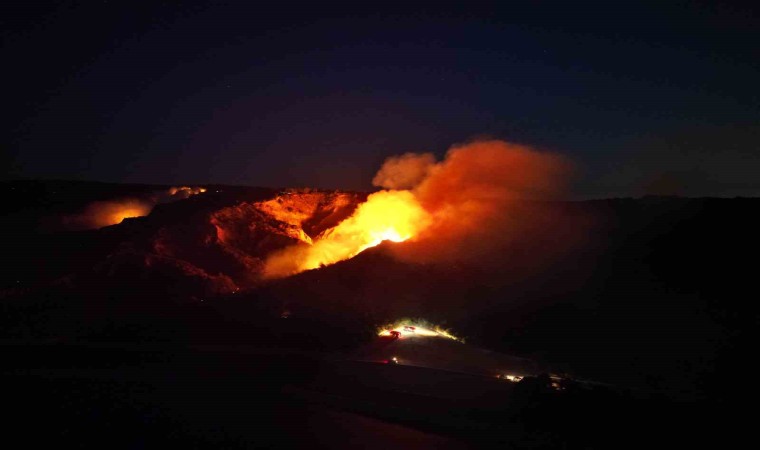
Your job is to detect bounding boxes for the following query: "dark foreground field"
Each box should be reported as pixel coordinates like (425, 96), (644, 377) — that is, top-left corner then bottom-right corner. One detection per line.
(3, 343), (466, 449)
(3, 342), (748, 449)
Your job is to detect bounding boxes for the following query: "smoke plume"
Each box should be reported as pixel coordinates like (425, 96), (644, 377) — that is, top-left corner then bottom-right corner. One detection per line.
(385, 139), (573, 264)
(372, 152), (436, 190)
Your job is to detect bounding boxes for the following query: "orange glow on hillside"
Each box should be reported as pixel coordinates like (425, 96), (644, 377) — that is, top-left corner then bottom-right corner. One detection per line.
(107, 205), (152, 225)
(62, 186), (207, 230)
(62, 199), (154, 229)
(253, 191), (359, 244)
(263, 190), (431, 278)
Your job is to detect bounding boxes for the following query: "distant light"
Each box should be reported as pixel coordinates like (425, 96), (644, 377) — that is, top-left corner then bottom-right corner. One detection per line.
(378, 320), (461, 342)
(497, 374), (524, 382)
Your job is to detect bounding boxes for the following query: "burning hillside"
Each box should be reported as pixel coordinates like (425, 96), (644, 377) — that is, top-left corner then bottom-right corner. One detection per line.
(3, 140), (577, 302)
(3, 169), (756, 408)
(262, 190), (431, 277)
(30, 139), (575, 299)
(262, 140), (571, 278)
(121, 189), (368, 292)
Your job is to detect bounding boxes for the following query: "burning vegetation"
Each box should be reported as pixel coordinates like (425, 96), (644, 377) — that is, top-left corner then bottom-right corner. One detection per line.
(262, 190), (430, 277)
(262, 139), (570, 278)
(43, 139), (575, 303)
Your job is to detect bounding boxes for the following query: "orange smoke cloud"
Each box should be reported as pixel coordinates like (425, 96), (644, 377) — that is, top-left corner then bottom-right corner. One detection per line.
(372, 152), (436, 189)
(263, 139), (572, 278)
(395, 139), (573, 263)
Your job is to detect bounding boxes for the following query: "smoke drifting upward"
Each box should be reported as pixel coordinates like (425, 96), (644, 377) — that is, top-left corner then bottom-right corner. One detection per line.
(372, 152), (436, 189)
(390, 139), (573, 264)
(62, 186), (207, 230)
(263, 139), (574, 278)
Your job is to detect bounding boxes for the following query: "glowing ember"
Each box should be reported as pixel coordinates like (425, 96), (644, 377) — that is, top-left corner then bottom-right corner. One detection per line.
(378, 320), (462, 342)
(263, 190), (431, 278)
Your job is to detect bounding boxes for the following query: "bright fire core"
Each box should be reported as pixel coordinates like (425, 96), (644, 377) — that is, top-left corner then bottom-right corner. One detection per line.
(264, 190), (431, 277)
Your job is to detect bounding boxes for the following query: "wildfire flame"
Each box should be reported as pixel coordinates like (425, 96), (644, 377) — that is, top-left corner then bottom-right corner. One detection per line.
(262, 139), (570, 278)
(263, 190), (431, 277)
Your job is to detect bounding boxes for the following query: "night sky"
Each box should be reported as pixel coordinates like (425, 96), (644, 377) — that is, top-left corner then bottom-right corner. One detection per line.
(4, 1), (759, 197)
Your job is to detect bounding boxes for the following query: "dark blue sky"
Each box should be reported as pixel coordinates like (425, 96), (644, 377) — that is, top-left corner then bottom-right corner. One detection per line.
(4, 1), (759, 196)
